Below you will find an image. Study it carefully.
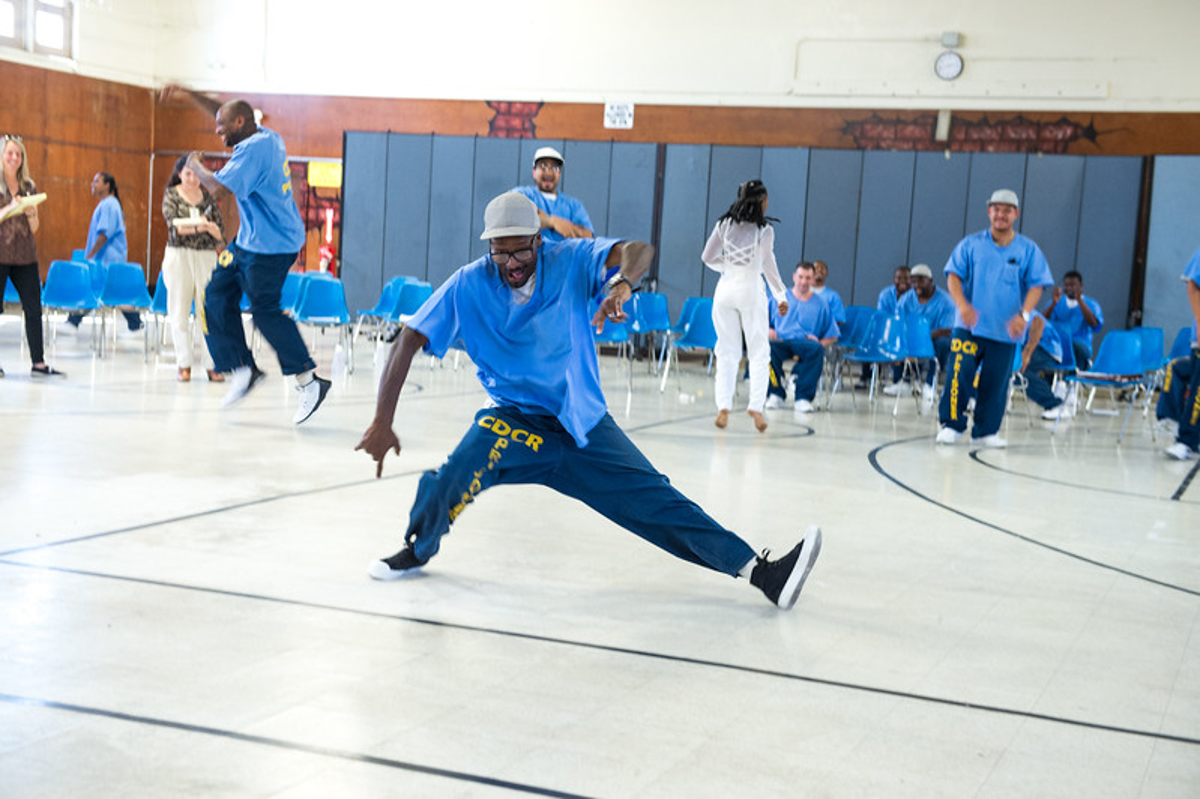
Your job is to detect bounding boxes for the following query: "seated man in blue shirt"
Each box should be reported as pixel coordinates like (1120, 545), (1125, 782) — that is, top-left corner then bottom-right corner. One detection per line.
(1155, 248), (1200, 460)
(1018, 311), (1073, 420)
(355, 193), (822, 610)
(856, 264), (910, 390)
(765, 262), (840, 413)
(894, 263), (956, 405)
(513, 147), (594, 245)
(1044, 270), (1103, 369)
(812, 259), (846, 325)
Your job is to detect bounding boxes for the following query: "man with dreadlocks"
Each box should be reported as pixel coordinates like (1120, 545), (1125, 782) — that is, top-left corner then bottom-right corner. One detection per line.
(701, 180), (789, 432)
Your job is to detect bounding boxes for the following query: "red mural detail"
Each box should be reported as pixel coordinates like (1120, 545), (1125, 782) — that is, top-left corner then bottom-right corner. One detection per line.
(842, 113), (1100, 154)
(487, 101), (544, 139)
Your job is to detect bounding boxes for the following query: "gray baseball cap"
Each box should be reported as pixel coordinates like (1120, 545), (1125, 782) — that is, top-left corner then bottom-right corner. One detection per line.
(480, 192), (540, 240)
(988, 189), (1020, 208)
(909, 264), (933, 278)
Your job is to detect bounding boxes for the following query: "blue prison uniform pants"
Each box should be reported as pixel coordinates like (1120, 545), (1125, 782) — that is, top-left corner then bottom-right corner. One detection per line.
(403, 408), (757, 575)
(939, 328), (1016, 439)
(768, 338), (825, 402)
(1157, 352), (1200, 451)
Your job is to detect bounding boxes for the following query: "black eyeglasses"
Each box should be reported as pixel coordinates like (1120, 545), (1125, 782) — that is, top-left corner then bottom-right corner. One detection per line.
(490, 248), (536, 266)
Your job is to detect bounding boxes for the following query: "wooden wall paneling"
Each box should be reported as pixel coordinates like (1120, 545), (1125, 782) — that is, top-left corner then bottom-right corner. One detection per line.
(908, 152), (971, 279)
(1142, 155), (1200, 334)
(1074, 156), (1142, 341)
(425, 136), (476, 288)
(760, 147), (811, 283)
(561, 140), (612, 238)
(657, 145), (712, 320)
(340, 132), (388, 316)
(853, 151), (917, 307)
(470, 137), (522, 262)
(384, 133), (433, 283)
(703, 146), (764, 297)
(803, 149), (863, 303)
(1021, 154), (1085, 275)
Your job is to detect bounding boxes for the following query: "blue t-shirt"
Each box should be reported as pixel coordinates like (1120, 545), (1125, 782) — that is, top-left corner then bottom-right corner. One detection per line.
(407, 237), (619, 447)
(86, 195), (127, 263)
(814, 286), (846, 324)
(1047, 295), (1103, 356)
(944, 229), (1055, 342)
(770, 293), (839, 341)
(1184, 247), (1200, 285)
(898, 286), (956, 332)
(877, 285), (906, 315)
(513, 185), (594, 245)
(1023, 311), (1062, 363)
(215, 126), (305, 255)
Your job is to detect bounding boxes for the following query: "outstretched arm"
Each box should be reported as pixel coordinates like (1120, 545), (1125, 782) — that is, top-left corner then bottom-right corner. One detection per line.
(159, 83), (222, 117)
(355, 326), (430, 478)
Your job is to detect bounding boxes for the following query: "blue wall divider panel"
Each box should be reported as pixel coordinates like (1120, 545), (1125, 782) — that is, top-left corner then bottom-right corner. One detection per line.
(909, 152), (971, 277)
(1145, 155), (1200, 334)
(853, 151), (916, 306)
(702, 146), (765, 296)
(804, 149), (863, 302)
(384, 133), (432, 285)
(965, 153), (1026, 234)
(562, 140), (613, 237)
(1022, 154), (1085, 276)
(607, 142), (657, 248)
(1076, 156), (1141, 336)
(426, 136), (476, 290)
(470, 137), (522, 262)
(341, 132), (388, 317)
(659, 144), (713, 320)
(761, 147), (810, 277)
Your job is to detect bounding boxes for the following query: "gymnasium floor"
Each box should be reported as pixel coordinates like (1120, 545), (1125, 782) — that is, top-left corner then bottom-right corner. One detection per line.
(2, 315), (1198, 798)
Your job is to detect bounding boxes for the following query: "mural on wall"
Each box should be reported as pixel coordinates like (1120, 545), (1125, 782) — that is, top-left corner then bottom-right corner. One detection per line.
(487, 101), (544, 138)
(842, 113), (1102, 154)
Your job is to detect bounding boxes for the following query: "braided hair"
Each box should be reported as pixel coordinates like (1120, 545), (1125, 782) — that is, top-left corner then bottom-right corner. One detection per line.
(718, 179), (778, 228)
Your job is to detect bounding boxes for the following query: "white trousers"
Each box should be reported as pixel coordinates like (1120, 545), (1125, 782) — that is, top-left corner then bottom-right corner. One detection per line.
(712, 276), (771, 413)
(161, 246), (218, 369)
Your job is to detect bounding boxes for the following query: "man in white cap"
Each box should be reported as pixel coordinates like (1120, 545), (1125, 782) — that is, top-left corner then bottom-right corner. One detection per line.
(895, 263), (956, 406)
(513, 146), (595, 244)
(936, 189), (1054, 448)
(355, 192), (822, 610)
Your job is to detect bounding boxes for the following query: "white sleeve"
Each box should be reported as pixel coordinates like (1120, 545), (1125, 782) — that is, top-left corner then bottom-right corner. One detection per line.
(760, 226), (787, 302)
(701, 221), (725, 272)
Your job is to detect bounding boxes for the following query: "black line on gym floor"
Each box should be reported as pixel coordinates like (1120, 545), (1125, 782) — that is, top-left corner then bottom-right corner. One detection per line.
(1171, 458), (1200, 501)
(869, 436), (1200, 597)
(966, 448), (1199, 504)
(3, 559), (1198, 749)
(0, 692), (590, 798)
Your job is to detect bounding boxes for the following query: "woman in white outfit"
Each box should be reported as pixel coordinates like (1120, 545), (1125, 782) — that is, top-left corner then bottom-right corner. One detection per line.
(701, 180), (788, 432)
(161, 155), (225, 382)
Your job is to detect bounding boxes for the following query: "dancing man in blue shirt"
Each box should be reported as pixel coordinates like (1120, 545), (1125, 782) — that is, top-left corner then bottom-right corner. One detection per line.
(937, 189), (1054, 448)
(162, 84), (331, 425)
(355, 192), (822, 610)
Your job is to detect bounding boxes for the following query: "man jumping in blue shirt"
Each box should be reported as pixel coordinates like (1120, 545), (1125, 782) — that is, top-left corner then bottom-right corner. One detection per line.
(355, 192), (822, 610)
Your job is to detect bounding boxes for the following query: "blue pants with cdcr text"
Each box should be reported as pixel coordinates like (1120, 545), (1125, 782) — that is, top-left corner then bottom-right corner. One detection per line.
(768, 338), (825, 401)
(203, 243), (316, 375)
(402, 408), (757, 575)
(939, 328), (1015, 439)
(1157, 352), (1200, 450)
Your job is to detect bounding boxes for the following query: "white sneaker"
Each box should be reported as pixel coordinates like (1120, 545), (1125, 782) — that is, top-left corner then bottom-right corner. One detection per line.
(882, 381), (911, 397)
(935, 426), (963, 445)
(794, 398), (815, 413)
(974, 434), (1007, 448)
(764, 395), (785, 410)
(1165, 442), (1197, 460)
(220, 366), (266, 408)
(1052, 381), (1068, 400)
(293, 375), (332, 424)
(1042, 403), (1073, 420)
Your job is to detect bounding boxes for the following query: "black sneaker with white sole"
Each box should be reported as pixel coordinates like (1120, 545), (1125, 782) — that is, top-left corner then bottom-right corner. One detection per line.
(368, 545), (428, 580)
(750, 527), (823, 609)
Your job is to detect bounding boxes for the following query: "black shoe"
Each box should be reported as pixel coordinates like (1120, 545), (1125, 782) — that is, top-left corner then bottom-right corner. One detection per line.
(0, 364), (5, 378)
(750, 527), (823, 609)
(31, 364), (66, 377)
(367, 546), (428, 580)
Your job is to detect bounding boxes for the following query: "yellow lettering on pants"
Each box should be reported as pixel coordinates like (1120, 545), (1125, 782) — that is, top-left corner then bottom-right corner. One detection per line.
(477, 415), (541, 451)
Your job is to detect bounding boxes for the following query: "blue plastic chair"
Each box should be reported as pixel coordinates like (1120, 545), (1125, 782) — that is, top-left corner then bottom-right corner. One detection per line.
(1067, 330), (1144, 443)
(355, 275), (413, 339)
(660, 297), (717, 393)
(897, 313), (938, 414)
(3, 277), (19, 304)
(293, 276), (355, 374)
(1168, 326), (1196, 360)
(98, 262), (153, 359)
(846, 312), (906, 410)
(71, 249), (88, 261)
(389, 281), (434, 325)
(279, 271), (305, 315)
(630, 291), (672, 372)
(42, 260), (102, 352)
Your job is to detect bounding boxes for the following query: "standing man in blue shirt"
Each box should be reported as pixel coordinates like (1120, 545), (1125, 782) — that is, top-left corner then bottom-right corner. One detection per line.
(355, 192), (822, 610)
(937, 189), (1055, 448)
(765, 261), (840, 413)
(513, 147), (594, 244)
(1043, 270), (1104, 369)
(162, 85), (331, 425)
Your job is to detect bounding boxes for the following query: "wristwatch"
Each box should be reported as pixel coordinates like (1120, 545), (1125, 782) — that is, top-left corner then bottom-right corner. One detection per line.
(1021, 310), (1031, 322)
(604, 273), (634, 294)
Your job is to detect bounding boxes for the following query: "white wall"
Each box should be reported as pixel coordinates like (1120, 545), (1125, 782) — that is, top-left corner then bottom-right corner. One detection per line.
(5, 0), (1199, 112)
